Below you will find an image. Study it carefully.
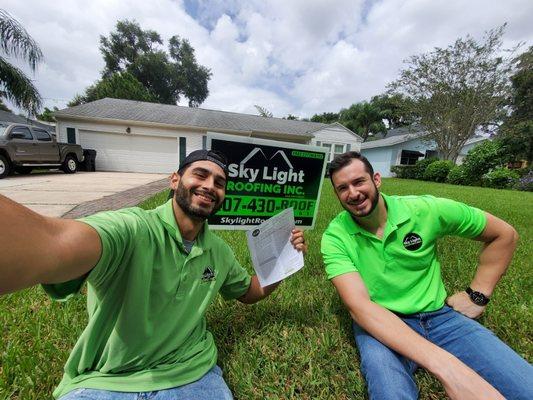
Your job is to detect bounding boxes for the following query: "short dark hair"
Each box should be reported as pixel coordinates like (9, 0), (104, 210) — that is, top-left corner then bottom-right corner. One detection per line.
(328, 151), (374, 179)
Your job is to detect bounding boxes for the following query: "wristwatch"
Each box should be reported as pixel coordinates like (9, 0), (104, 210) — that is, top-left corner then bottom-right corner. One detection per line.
(466, 287), (490, 306)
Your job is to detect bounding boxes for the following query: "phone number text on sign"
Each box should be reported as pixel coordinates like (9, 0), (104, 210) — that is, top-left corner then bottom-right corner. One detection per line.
(219, 195), (315, 217)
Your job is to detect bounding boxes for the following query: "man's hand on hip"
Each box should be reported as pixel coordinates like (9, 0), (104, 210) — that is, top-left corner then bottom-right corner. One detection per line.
(446, 291), (486, 319)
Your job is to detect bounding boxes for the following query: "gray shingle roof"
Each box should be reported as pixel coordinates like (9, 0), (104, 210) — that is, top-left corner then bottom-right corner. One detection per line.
(362, 129), (428, 149)
(0, 110), (55, 132)
(55, 98), (328, 138)
(362, 125), (489, 150)
(371, 125), (422, 140)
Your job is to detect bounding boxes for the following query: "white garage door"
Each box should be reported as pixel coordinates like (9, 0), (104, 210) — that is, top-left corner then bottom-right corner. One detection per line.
(79, 130), (179, 173)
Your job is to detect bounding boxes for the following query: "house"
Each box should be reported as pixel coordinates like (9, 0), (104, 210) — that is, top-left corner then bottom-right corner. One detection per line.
(0, 110), (55, 133)
(361, 126), (489, 177)
(54, 98), (362, 173)
(361, 126), (433, 177)
(314, 122), (363, 163)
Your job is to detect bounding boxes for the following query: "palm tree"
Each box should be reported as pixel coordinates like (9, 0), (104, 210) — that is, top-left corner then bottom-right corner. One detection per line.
(0, 9), (42, 115)
(339, 101), (387, 141)
(254, 105), (273, 118)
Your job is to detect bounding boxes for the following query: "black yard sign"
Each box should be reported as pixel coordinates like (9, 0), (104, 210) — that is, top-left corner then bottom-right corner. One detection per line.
(207, 132), (327, 229)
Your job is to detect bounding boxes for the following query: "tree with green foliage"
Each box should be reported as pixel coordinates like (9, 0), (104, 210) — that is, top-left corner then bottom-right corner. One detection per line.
(68, 72), (156, 107)
(370, 93), (416, 129)
(72, 20), (211, 107)
(0, 9), (42, 115)
(389, 26), (515, 162)
(338, 101), (387, 141)
(36, 106), (58, 122)
(498, 46), (533, 162)
(310, 112), (339, 124)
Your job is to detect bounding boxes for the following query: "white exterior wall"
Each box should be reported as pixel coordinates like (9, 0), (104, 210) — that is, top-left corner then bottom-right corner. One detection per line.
(56, 119), (204, 173)
(311, 125), (362, 162)
(362, 147), (396, 177)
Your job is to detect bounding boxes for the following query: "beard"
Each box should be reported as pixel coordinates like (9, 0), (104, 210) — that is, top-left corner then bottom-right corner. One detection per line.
(174, 181), (223, 220)
(343, 182), (380, 218)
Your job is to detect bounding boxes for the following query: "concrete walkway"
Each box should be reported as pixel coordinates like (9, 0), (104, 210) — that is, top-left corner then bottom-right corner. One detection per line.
(0, 171), (170, 218)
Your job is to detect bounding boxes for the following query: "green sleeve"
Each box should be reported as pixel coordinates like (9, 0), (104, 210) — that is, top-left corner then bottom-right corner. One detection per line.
(42, 208), (141, 300)
(321, 227), (358, 280)
(430, 196), (487, 238)
(219, 244), (252, 300)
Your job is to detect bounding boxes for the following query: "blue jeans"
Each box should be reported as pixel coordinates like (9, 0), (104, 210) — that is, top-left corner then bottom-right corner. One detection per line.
(354, 305), (533, 400)
(58, 366), (232, 400)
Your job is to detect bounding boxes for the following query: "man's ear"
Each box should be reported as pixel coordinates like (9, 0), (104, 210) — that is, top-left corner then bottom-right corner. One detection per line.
(373, 172), (382, 188)
(170, 172), (180, 191)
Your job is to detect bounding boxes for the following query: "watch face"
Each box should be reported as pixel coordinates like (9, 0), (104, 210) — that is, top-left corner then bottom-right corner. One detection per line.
(471, 291), (487, 305)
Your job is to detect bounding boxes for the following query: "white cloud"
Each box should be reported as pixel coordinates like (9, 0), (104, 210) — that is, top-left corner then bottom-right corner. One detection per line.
(2, 0), (532, 119)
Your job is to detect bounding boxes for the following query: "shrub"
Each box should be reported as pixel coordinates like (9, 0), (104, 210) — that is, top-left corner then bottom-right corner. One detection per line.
(390, 165), (417, 179)
(447, 165), (468, 185)
(462, 140), (505, 185)
(515, 166), (532, 178)
(413, 157), (438, 180)
(481, 168), (519, 189)
(514, 170), (533, 191)
(423, 160), (455, 182)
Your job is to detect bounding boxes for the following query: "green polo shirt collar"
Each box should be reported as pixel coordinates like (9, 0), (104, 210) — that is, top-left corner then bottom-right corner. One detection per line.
(344, 193), (410, 237)
(156, 199), (214, 253)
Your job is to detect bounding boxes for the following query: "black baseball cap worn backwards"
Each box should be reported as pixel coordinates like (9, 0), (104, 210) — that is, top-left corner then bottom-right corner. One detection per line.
(178, 149), (229, 177)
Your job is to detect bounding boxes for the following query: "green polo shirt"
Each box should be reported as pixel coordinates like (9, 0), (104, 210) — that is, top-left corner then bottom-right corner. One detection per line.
(42, 200), (251, 399)
(321, 194), (486, 314)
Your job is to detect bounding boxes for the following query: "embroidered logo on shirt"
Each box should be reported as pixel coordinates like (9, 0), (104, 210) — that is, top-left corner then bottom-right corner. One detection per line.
(201, 266), (216, 282)
(403, 233), (423, 251)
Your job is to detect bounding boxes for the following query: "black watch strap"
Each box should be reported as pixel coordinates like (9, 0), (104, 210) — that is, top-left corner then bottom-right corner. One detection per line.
(466, 287), (490, 306)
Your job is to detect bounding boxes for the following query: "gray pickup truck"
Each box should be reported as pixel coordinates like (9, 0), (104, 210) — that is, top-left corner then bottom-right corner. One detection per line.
(0, 123), (84, 179)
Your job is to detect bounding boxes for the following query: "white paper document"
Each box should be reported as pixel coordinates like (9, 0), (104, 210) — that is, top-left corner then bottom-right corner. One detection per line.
(246, 208), (304, 287)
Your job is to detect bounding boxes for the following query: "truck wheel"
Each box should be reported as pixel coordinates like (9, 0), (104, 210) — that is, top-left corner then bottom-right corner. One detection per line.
(15, 166), (33, 175)
(0, 155), (11, 179)
(62, 155), (78, 174)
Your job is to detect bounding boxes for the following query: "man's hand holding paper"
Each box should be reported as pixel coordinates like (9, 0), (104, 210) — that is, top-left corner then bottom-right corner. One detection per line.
(246, 208), (306, 288)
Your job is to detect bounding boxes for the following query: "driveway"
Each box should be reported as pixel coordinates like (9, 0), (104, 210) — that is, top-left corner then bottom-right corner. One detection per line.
(0, 171), (170, 217)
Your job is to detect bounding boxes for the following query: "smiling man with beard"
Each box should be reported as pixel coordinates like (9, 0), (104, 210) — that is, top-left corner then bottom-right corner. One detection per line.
(0, 149), (306, 400)
(321, 151), (533, 400)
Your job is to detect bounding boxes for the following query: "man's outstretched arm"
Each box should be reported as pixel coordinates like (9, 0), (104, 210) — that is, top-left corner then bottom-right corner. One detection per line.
(0, 194), (101, 295)
(332, 272), (504, 400)
(447, 212), (519, 318)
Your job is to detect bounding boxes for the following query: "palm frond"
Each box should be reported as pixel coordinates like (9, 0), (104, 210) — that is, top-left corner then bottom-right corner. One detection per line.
(0, 9), (43, 70)
(254, 105), (273, 118)
(0, 55), (42, 114)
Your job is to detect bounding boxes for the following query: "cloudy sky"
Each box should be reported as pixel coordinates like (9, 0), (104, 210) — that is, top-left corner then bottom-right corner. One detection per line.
(3, 0), (533, 119)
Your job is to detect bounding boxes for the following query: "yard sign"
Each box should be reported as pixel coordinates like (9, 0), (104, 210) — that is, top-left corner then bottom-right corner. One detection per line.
(207, 132), (328, 230)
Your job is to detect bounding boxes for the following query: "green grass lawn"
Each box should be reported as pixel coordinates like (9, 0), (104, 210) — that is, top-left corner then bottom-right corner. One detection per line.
(1, 179), (532, 399)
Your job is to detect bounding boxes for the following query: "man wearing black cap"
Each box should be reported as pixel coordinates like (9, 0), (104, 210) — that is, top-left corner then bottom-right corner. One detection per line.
(0, 149), (307, 400)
